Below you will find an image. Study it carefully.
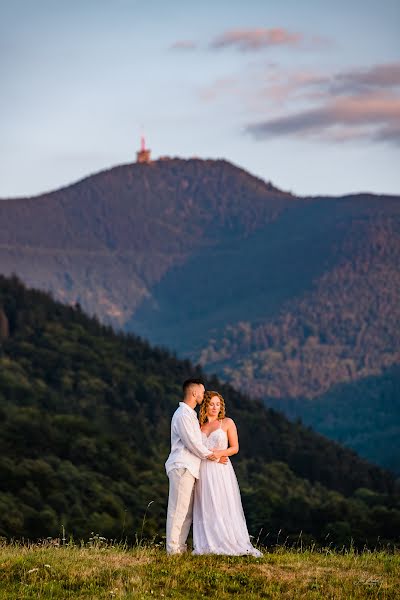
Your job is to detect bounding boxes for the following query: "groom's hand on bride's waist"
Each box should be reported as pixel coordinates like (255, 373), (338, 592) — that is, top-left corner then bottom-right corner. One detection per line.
(206, 452), (228, 464)
(213, 449), (228, 465)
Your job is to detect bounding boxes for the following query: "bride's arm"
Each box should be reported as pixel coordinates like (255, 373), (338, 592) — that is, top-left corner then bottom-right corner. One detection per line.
(213, 418), (239, 459)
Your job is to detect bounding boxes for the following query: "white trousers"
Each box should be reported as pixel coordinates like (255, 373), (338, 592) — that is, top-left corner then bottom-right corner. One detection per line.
(166, 467), (196, 554)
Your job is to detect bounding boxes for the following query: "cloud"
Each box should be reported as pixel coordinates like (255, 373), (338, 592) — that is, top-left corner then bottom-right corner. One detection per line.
(242, 61), (400, 145)
(330, 62), (400, 94)
(170, 27), (329, 55)
(261, 71), (328, 105)
(257, 62), (400, 106)
(170, 40), (197, 51)
(373, 122), (400, 145)
(246, 91), (400, 145)
(211, 28), (303, 51)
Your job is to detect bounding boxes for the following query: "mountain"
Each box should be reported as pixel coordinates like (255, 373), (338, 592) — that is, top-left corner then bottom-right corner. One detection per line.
(1, 158), (399, 470)
(0, 159), (292, 326)
(0, 274), (399, 547)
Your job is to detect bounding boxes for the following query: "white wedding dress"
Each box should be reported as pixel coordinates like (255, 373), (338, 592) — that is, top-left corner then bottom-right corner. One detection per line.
(192, 423), (262, 556)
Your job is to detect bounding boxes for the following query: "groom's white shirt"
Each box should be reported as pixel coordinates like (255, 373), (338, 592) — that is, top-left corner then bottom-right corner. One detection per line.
(165, 402), (211, 479)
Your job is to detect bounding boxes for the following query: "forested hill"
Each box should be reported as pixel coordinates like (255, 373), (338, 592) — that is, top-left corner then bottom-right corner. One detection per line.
(0, 275), (399, 547)
(0, 158), (292, 329)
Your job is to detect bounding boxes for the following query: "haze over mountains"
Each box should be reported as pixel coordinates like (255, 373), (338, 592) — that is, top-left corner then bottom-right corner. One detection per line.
(1, 158), (399, 471)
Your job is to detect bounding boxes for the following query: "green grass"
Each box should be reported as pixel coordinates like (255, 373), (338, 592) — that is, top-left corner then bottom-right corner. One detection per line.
(0, 541), (399, 599)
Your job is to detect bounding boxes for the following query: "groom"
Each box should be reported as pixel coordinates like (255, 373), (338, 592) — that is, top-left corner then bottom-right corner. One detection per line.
(165, 378), (224, 554)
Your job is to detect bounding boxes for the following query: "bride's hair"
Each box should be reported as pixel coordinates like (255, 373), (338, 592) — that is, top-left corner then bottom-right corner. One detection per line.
(199, 390), (226, 425)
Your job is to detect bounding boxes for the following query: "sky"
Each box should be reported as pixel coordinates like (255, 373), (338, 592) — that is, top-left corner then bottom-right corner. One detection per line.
(1, 0), (399, 198)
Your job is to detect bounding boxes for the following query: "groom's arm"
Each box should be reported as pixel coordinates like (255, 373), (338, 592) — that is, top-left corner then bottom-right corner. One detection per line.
(176, 413), (214, 460)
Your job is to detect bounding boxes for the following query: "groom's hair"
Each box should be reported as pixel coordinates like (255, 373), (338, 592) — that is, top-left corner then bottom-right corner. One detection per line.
(182, 378), (205, 395)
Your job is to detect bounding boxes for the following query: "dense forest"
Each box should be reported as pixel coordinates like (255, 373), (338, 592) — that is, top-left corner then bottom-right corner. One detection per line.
(0, 275), (399, 548)
(185, 203), (400, 399)
(266, 366), (400, 474)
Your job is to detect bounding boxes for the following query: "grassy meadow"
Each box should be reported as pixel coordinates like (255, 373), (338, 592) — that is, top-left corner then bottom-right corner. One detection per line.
(0, 539), (399, 600)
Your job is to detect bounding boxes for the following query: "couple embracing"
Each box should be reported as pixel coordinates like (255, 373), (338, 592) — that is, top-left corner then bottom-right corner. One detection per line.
(165, 378), (261, 556)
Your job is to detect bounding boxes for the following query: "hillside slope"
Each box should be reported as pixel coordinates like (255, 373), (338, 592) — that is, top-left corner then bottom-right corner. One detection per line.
(0, 275), (399, 546)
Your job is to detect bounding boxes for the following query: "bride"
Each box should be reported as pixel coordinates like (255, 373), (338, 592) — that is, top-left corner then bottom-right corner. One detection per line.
(192, 390), (262, 556)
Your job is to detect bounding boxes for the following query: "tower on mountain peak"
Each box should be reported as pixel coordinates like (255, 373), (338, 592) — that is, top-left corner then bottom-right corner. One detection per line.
(136, 136), (151, 163)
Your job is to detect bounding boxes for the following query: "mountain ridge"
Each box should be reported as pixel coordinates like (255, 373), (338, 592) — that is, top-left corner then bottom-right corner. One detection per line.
(0, 158), (289, 202)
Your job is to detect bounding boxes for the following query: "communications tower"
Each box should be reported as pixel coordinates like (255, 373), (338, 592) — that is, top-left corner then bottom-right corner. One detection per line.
(136, 136), (151, 163)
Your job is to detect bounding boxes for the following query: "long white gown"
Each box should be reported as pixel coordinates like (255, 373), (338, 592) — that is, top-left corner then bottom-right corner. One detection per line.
(192, 423), (262, 556)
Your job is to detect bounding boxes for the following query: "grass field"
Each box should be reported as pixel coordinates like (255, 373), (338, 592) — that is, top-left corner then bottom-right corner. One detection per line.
(0, 540), (399, 599)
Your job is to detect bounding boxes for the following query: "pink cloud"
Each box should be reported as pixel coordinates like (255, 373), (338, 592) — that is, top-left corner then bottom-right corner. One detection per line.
(257, 62), (400, 106)
(211, 28), (303, 51)
(246, 91), (400, 145)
